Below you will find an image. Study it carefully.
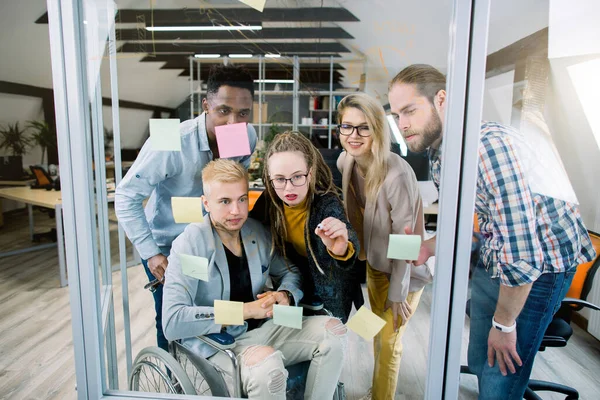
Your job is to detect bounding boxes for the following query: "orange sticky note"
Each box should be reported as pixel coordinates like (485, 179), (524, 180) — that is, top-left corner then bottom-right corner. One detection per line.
(214, 300), (244, 326)
(171, 197), (204, 223)
(238, 0), (266, 12)
(346, 306), (386, 340)
(215, 123), (251, 158)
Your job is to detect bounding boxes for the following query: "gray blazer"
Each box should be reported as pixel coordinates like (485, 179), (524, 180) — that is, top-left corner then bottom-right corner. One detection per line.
(162, 217), (303, 359)
(338, 151), (433, 302)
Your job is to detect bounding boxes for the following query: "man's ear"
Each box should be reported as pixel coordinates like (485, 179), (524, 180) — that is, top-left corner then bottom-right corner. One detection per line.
(202, 98), (209, 113)
(434, 90), (447, 114)
(201, 194), (210, 213)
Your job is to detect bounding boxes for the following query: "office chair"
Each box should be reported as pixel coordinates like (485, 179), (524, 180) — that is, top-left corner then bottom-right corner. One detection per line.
(461, 230), (600, 400)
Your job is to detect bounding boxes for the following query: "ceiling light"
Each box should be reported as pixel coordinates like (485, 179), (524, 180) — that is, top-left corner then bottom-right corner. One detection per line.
(254, 79), (294, 84)
(194, 54), (221, 59)
(229, 54), (253, 58)
(146, 25), (262, 32)
(265, 54), (281, 58)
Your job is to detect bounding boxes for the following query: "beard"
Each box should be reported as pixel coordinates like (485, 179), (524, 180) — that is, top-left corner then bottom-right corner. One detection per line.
(404, 108), (443, 153)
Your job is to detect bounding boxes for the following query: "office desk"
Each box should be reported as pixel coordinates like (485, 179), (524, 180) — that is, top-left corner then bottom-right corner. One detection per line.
(0, 187), (66, 286)
(0, 187), (115, 287)
(424, 203), (439, 215)
(0, 180), (36, 227)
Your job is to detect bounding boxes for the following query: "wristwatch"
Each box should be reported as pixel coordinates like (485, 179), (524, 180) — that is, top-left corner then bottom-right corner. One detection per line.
(492, 317), (516, 333)
(279, 290), (294, 306)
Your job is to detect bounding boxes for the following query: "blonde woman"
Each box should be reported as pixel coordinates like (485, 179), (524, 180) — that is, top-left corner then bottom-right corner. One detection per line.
(251, 132), (363, 323)
(336, 93), (432, 400)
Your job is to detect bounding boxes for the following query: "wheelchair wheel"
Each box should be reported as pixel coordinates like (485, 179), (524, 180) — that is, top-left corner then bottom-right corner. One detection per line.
(172, 341), (230, 397)
(129, 346), (196, 395)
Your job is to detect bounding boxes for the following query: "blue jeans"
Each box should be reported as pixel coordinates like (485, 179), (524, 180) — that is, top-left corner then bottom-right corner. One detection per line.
(467, 263), (575, 400)
(141, 246), (171, 352)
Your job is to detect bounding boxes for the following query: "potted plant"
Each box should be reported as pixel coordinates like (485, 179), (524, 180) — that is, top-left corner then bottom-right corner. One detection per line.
(0, 122), (31, 179)
(27, 120), (56, 166)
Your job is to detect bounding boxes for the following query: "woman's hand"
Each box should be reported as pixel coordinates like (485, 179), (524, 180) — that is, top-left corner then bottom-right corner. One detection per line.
(256, 291), (291, 317)
(315, 217), (349, 256)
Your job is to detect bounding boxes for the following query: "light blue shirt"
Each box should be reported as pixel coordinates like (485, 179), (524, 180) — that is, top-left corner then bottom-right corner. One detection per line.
(115, 113), (257, 260)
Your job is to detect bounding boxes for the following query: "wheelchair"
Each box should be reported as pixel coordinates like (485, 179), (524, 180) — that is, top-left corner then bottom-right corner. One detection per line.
(129, 297), (346, 399)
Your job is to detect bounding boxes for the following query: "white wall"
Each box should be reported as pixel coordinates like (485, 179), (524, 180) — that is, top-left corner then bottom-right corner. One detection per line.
(102, 106), (153, 150)
(482, 70), (515, 126)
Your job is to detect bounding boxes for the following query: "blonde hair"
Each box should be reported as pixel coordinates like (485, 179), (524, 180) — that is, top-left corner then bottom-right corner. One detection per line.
(389, 64), (446, 104)
(202, 159), (248, 195)
(262, 131), (339, 265)
(337, 92), (390, 201)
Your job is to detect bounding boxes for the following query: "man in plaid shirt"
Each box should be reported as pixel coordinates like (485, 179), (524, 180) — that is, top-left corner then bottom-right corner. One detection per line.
(388, 64), (595, 399)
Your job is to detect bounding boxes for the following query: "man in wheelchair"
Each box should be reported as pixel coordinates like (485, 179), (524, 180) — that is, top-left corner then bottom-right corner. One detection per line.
(162, 159), (347, 399)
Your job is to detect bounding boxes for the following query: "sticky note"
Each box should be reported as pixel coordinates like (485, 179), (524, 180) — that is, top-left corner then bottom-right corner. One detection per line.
(387, 234), (422, 261)
(171, 197), (204, 223)
(178, 253), (209, 281)
(215, 123), (251, 158)
(346, 306), (386, 340)
(273, 304), (303, 329)
(214, 300), (244, 326)
(149, 119), (181, 151)
(238, 0), (266, 12)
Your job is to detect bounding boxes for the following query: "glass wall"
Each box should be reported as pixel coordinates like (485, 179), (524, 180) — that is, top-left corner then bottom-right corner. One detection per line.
(44, 0), (600, 399)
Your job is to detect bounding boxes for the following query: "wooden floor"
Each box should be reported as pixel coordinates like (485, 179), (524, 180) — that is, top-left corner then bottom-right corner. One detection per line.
(1, 207), (600, 399)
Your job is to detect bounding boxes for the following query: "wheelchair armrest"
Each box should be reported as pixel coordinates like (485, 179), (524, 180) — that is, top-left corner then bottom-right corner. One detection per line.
(561, 297), (600, 312)
(197, 332), (236, 351)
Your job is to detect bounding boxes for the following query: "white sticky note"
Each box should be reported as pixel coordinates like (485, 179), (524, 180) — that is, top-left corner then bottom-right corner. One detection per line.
(178, 253), (209, 281)
(346, 306), (386, 340)
(387, 234), (422, 261)
(214, 300), (244, 326)
(149, 119), (181, 151)
(273, 304), (303, 329)
(238, 0), (266, 12)
(171, 197), (204, 223)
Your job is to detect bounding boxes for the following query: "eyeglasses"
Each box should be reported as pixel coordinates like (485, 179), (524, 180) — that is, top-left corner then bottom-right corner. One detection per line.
(337, 124), (371, 137)
(270, 173), (308, 189)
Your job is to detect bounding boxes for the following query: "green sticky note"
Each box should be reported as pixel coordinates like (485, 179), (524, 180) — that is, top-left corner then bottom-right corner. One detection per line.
(273, 304), (303, 329)
(178, 253), (209, 281)
(387, 234), (422, 261)
(346, 306), (386, 340)
(214, 300), (244, 326)
(149, 119), (181, 151)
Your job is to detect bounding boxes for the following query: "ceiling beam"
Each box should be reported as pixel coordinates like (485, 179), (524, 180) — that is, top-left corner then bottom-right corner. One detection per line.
(116, 27), (354, 41)
(36, 7), (359, 24)
(118, 42), (350, 54)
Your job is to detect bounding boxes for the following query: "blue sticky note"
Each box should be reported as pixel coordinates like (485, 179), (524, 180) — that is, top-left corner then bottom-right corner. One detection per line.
(273, 304), (303, 329)
(387, 234), (422, 261)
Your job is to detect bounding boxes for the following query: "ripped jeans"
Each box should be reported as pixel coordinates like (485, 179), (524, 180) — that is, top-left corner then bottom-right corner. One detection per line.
(209, 316), (347, 400)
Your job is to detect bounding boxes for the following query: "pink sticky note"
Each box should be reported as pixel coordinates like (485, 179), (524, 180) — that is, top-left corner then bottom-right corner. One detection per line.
(215, 123), (251, 159)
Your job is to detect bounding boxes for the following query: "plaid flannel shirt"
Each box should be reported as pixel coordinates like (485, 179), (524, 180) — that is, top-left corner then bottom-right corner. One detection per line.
(428, 122), (596, 286)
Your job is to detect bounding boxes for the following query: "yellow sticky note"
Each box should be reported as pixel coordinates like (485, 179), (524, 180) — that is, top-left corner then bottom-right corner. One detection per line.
(171, 197), (204, 223)
(346, 306), (386, 340)
(178, 253), (209, 281)
(387, 234), (422, 261)
(149, 119), (181, 151)
(273, 304), (303, 329)
(214, 300), (244, 326)
(238, 0), (266, 12)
